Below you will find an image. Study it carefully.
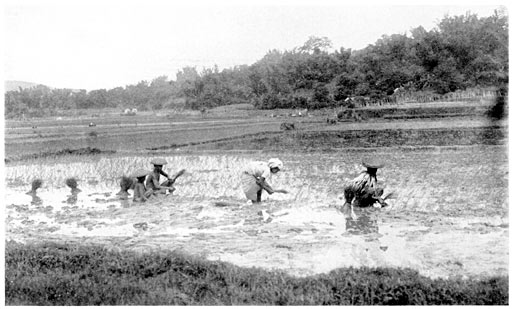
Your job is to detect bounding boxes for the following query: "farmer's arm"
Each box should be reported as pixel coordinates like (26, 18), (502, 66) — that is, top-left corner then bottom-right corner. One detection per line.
(256, 177), (275, 194)
(168, 169), (186, 185)
(140, 187), (148, 201)
(159, 170), (169, 179)
(143, 188), (153, 199)
(258, 178), (290, 194)
(257, 168), (275, 194)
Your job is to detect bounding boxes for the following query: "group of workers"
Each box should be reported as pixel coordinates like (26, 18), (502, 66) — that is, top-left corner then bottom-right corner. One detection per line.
(122, 157), (389, 208)
(117, 158), (186, 202)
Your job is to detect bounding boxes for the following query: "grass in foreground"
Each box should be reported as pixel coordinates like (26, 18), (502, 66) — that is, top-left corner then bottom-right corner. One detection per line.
(5, 241), (508, 305)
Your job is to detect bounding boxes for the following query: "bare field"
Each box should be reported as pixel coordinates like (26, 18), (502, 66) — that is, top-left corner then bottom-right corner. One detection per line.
(4, 108), (504, 160)
(4, 119), (287, 159)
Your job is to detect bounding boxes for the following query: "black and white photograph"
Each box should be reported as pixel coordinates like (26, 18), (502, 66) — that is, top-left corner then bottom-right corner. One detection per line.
(3, 0), (509, 305)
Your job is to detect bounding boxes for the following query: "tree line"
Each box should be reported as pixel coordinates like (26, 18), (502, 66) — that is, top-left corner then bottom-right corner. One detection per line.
(5, 10), (508, 118)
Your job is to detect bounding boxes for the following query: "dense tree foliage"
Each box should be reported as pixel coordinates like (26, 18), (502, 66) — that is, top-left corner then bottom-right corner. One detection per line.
(5, 11), (508, 117)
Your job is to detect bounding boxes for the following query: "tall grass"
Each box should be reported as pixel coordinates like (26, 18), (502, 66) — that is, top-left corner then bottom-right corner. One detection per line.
(5, 241), (508, 305)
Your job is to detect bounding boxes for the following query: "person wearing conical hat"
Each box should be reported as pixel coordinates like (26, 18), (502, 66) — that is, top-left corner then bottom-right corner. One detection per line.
(344, 160), (386, 208)
(132, 169), (153, 202)
(241, 158), (288, 203)
(146, 158), (186, 195)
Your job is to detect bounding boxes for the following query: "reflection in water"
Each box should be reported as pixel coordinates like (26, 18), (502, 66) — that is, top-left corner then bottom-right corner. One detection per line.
(117, 192), (130, 200)
(71, 188), (82, 194)
(119, 198), (131, 208)
(342, 205), (380, 235)
(64, 186), (83, 205)
(27, 193), (43, 206)
(66, 191), (79, 205)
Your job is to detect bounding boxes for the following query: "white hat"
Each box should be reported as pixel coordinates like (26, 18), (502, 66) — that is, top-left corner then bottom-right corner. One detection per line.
(268, 158), (283, 170)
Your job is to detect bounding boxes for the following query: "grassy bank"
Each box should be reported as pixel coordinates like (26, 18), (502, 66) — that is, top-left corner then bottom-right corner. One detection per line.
(5, 241), (508, 305)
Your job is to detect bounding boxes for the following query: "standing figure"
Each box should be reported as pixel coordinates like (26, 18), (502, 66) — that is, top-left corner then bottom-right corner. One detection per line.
(344, 161), (386, 208)
(145, 158), (185, 195)
(241, 158), (288, 203)
(131, 169), (153, 202)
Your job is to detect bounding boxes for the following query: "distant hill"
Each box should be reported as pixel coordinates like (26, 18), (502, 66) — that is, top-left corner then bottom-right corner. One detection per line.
(5, 80), (45, 92)
(5, 80), (86, 93)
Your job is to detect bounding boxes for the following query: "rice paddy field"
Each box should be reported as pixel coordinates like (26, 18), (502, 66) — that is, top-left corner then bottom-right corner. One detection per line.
(4, 102), (509, 305)
(5, 146), (508, 279)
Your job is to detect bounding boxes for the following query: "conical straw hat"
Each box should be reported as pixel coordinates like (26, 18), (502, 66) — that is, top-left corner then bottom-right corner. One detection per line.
(131, 169), (151, 178)
(362, 160), (384, 169)
(150, 158), (168, 165)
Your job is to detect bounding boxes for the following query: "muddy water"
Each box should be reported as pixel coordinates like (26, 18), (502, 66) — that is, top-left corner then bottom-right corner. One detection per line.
(4, 149), (508, 280)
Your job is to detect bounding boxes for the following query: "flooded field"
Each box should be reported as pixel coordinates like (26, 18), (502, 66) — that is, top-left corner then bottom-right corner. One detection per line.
(4, 146), (508, 280)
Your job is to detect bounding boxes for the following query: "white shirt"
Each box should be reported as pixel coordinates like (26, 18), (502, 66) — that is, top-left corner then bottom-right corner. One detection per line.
(242, 161), (272, 180)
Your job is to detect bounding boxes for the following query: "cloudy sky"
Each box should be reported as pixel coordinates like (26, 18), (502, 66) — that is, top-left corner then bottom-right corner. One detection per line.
(4, 0), (504, 90)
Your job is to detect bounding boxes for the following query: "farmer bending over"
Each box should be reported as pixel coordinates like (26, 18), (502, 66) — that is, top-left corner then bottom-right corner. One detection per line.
(132, 169), (153, 202)
(241, 158), (288, 203)
(116, 176), (135, 197)
(344, 160), (387, 208)
(146, 158), (185, 195)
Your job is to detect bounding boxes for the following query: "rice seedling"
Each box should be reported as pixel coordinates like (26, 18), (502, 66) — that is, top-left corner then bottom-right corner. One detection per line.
(3, 145), (507, 217)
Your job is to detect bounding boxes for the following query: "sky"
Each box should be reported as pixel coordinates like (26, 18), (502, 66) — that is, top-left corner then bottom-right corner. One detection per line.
(3, 0), (506, 91)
